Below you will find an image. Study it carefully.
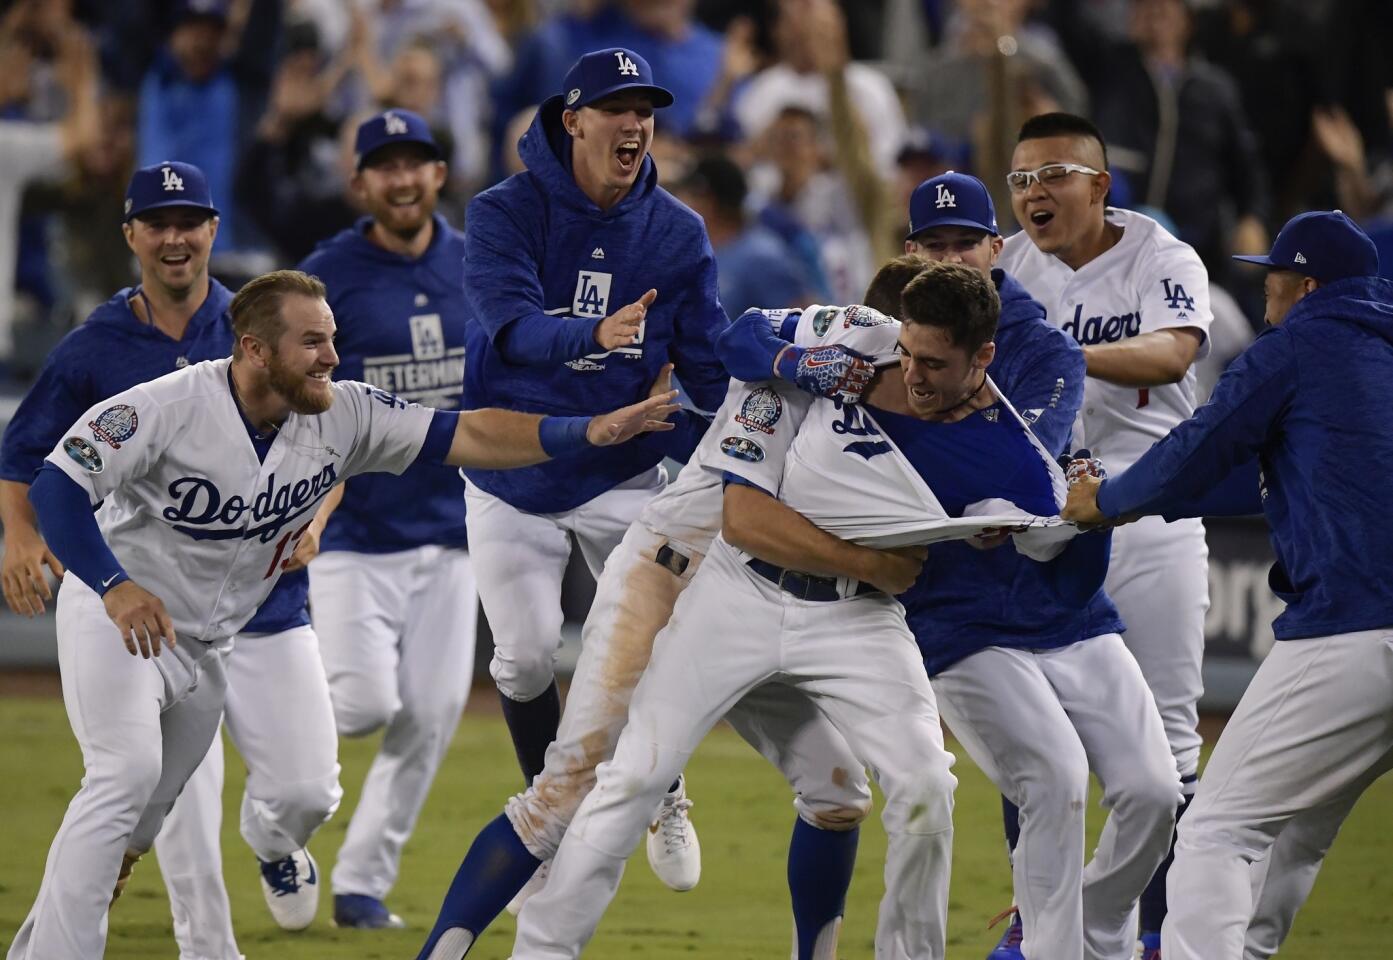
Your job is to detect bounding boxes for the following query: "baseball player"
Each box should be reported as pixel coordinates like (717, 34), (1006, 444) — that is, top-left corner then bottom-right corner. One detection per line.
(414, 347), (880, 960)
(0, 162), (339, 957)
(461, 46), (728, 886)
(996, 112), (1213, 957)
(294, 109), (476, 930)
(1062, 211), (1393, 960)
(5, 268), (678, 960)
(723, 173), (1179, 960)
(508, 262), (1084, 960)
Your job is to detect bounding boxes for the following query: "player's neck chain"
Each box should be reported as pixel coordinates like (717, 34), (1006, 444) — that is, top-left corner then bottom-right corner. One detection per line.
(931, 373), (989, 422)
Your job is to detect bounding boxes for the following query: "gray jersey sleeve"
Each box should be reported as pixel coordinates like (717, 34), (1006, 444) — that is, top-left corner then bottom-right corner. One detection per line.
(44, 387), (169, 503)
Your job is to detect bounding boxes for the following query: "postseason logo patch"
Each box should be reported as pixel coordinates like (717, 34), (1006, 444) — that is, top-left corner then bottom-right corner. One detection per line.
(63, 436), (104, 473)
(720, 436), (765, 463)
(735, 387), (782, 435)
(88, 404), (139, 449)
(843, 305), (891, 328)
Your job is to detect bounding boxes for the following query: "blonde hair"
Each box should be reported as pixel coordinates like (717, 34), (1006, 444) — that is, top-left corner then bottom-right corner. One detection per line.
(229, 270), (326, 358)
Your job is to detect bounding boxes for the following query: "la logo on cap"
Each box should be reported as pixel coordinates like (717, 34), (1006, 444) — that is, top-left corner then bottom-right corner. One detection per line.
(614, 51), (638, 76)
(161, 166), (184, 192)
(383, 112), (408, 136)
(935, 183), (956, 209)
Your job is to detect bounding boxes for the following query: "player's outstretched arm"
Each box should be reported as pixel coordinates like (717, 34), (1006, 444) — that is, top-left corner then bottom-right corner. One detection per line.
(1083, 327), (1204, 387)
(0, 479), (65, 617)
(445, 391), (681, 469)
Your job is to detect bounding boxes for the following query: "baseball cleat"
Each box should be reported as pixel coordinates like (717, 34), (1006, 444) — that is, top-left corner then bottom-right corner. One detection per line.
(110, 851), (142, 909)
(259, 848), (320, 930)
(985, 906), (1024, 959)
(507, 860), (550, 916)
(333, 892), (405, 929)
(647, 775), (701, 891)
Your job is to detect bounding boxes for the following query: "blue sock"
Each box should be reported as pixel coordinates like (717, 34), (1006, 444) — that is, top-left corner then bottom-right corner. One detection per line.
(1139, 774), (1197, 936)
(415, 813), (542, 960)
(788, 818), (859, 960)
(1001, 794), (1021, 855)
(499, 681), (561, 784)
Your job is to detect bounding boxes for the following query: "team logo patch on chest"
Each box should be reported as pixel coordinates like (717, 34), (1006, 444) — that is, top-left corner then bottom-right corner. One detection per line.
(735, 387), (783, 435)
(573, 271), (612, 318)
(89, 404), (139, 449)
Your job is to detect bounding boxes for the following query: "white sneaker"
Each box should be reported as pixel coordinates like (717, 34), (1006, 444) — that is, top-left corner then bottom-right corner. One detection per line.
(258, 848), (320, 931)
(506, 860), (550, 916)
(647, 777), (701, 891)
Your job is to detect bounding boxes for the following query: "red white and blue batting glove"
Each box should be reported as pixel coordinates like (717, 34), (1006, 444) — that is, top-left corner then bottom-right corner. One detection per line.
(776, 344), (877, 404)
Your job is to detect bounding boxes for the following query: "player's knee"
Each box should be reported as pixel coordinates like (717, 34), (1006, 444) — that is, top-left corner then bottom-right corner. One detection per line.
(1019, 744), (1089, 816)
(1115, 762), (1183, 826)
(797, 769), (874, 830)
(262, 774), (343, 841)
(881, 767), (956, 836)
(801, 799), (872, 832)
(89, 750), (163, 817)
(491, 648), (558, 703)
(331, 685), (398, 737)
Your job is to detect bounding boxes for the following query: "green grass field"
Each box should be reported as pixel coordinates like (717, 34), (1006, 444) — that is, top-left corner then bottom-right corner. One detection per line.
(2, 694), (1390, 958)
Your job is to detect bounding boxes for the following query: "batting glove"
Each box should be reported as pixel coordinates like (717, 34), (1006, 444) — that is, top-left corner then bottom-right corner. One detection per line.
(776, 344), (877, 404)
(1061, 448), (1107, 485)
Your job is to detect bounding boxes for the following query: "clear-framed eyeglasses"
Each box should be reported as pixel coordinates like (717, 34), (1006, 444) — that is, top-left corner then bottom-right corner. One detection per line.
(1006, 163), (1101, 194)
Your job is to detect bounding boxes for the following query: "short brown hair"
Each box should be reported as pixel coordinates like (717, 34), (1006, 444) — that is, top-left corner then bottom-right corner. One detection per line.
(230, 270), (326, 358)
(899, 260), (999, 353)
(862, 255), (930, 317)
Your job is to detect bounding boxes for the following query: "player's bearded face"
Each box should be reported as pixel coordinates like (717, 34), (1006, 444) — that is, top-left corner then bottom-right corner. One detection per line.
(124, 209), (217, 297)
(267, 296), (337, 414)
(569, 94), (655, 193)
(897, 323), (986, 418)
(355, 145), (446, 240)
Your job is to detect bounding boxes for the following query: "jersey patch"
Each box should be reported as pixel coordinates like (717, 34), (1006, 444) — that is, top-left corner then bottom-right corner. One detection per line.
(735, 387), (783, 435)
(811, 307), (839, 337)
(720, 435), (765, 462)
(63, 436), (104, 473)
(573, 271), (612, 318)
(842, 305), (892, 329)
(89, 404), (139, 449)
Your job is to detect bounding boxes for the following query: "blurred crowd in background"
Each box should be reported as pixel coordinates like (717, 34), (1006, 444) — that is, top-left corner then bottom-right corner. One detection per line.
(1, 0), (1391, 386)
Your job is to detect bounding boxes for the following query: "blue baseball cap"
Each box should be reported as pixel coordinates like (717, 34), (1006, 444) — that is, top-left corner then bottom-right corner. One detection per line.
(906, 171), (999, 241)
(173, 0), (229, 25)
(1233, 210), (1379, 283)
(554, 47), (673, 112)
(123, 161), (219, 222)
(354, 109), (441, 169)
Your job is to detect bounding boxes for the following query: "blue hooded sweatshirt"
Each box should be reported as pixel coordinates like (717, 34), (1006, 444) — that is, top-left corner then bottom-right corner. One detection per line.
(298, 214), (469, 553)
(900, 269), (1123, 675)
(1099, 275), (1393, 642)
(0, 281), (308, 632)
(460, 97), (730, 514)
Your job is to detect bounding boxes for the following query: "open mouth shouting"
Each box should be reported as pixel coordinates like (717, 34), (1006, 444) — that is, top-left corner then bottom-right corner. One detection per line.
(615, 139), (643, 176)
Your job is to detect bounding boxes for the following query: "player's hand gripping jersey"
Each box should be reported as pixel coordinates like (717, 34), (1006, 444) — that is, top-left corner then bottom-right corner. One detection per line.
(44, 359), (437, 642)
(708, 305), (1074, 558)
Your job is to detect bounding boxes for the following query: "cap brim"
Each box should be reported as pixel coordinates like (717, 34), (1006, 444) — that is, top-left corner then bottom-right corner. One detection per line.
(357, 137), (442, 169)
(574, 82), (674, 110)
(125, 199), (220, 222)
(1231, 254), (1277, 267)
(906, 217), (999, 241)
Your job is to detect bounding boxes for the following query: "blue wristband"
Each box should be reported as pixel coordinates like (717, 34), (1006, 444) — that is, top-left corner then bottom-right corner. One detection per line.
(538, 415), (592, 457)
(97, 571), (131, 597)
(775, 345), (804, 382)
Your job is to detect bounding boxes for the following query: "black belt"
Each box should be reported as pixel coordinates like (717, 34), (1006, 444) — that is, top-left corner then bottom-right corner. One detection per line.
(746, 558), (879, 602)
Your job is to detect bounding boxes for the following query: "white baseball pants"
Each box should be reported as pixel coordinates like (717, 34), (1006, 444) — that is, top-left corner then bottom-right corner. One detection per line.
(1164, 628), (1393, 960)
(9, 576), (227, 960)
(465, 469), (664, 703)
(311, 544), (477, 899)
(512, 540), (956, 960)
(933, 635), (1179, 960)
(506, 523), (871, 861)
(150, 624), (341, 960)
(1107, 515), (1210, 780)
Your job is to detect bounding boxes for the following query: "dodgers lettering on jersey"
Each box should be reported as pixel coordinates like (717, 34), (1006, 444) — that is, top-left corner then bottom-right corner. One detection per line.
(298, 214), (470, 552)
(998, 207), (1214, 473)
(44, 360), (436, 644)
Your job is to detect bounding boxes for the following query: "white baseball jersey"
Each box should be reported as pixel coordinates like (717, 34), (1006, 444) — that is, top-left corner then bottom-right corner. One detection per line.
(705, 305), (1072, 556)
(998, 207), (1214, 472)
(45, 358), (436, 643)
